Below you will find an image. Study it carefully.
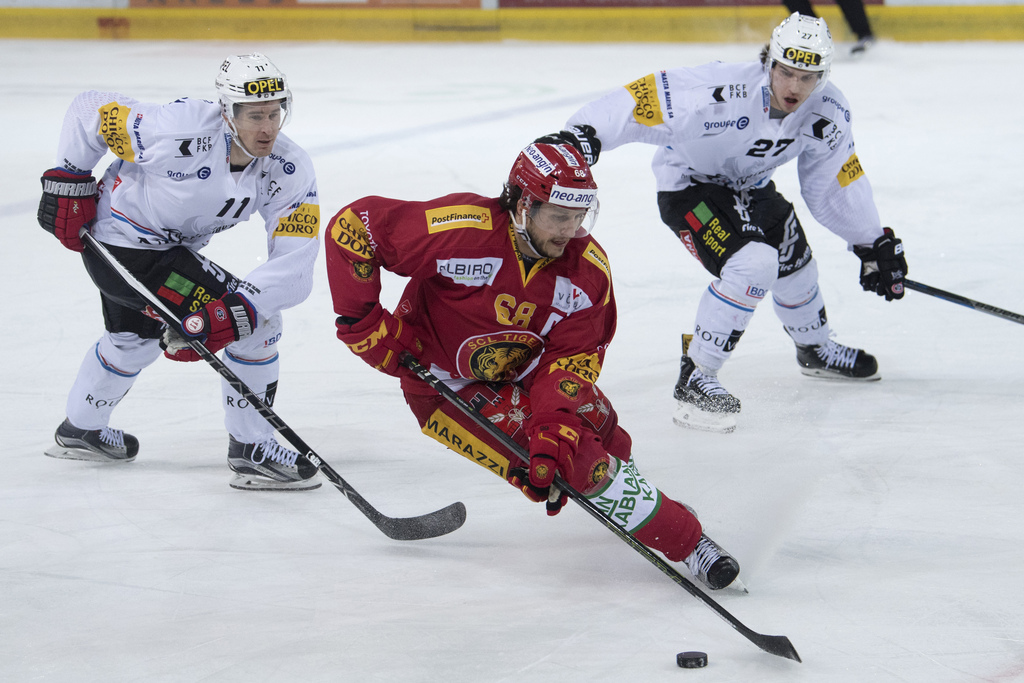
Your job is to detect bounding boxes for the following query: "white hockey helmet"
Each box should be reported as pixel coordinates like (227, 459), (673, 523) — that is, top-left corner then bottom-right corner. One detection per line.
(767, 13), (834, 92)
(215, 53), (292, 129)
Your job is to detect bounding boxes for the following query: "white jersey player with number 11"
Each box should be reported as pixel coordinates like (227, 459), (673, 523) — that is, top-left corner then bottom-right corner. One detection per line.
(37, 53), (322, 490)
(538, 13), (908, 433)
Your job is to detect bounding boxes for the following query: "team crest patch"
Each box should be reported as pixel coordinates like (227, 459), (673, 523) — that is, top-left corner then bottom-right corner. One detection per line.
(558, 379), (581, 400)
(352, 261), (375, 283)
(589, 459), (609, 487)
(456, 331), (544, 382)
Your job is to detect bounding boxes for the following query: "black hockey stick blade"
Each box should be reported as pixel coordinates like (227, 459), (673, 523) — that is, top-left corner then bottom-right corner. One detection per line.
(905, 278), (1024, 326)
(82, 232), (466, 541)
(313, 457), (467, 541)
(399, 352), (801, 661)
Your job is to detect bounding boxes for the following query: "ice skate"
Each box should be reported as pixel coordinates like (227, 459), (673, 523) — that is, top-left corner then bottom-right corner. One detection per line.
(850, 35), (876, 57)
(227, 435), (321, 491)
(684, 534), (740, 591)
(45, 418), (138, 462)
(672, 356), (741, 433)
(796, 339), (879, 381)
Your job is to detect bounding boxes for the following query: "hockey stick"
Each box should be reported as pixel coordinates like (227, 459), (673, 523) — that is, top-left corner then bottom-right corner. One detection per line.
(399, 352), (801, 662)
(904, 279), (1024, 326)
(81, 232), (466, 541)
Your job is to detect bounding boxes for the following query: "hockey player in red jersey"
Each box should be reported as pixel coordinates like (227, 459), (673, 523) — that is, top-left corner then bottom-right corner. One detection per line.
(37, 53), (320, 491)
(324, 142), (740, 591)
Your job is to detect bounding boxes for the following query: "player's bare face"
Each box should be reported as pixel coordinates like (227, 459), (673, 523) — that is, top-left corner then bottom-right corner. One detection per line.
(230, 101), (285, 159)
(525, 203), (587, 259)
(770, 64), (821, 113)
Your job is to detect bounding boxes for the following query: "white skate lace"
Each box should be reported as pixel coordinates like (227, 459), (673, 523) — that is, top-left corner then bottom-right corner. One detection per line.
(98, 427), (126, 449)
(685, 536), (722, 579)
(690, 370), (730, 397)
(816, 341), (858, 370)
(252, 438), (298, 467)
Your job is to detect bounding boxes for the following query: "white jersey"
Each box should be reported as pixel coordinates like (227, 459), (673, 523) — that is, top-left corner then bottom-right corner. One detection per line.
(567, 61), (883, 247)
(55, 90), (321, 319)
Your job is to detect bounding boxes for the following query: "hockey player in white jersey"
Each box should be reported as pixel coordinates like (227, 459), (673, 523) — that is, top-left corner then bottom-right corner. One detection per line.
(538, 13), (908, 432)
(37, 53), (322, 489)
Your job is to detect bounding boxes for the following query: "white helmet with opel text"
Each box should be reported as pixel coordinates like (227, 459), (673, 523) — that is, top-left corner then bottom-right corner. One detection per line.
(768, 13), (834, 93)
(215, 53), (293, 153)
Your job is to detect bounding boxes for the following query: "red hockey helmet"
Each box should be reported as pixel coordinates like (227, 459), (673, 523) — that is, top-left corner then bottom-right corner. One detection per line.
(508, 143), (599, 237)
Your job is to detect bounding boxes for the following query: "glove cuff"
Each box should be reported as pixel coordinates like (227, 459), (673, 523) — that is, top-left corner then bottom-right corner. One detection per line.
(41, 175), (97, 197)
(527, 412), (583, 444)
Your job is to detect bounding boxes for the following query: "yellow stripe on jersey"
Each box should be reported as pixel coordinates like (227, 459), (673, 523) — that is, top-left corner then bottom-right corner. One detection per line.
(550, 351), (602, 384)
(625, 74), (664, 127)
(97, 101), (135, 162)
(425, 205), (493, 233)
(583, 243), (612, 305)
(330, 208), (375, 260)
(421, 408), (510, 480)
(837, 153), (865, 188)
(273, 202), (320, 239)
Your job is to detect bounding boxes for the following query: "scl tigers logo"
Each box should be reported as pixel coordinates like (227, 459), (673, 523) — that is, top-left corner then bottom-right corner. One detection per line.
(456, 331), (544, 382)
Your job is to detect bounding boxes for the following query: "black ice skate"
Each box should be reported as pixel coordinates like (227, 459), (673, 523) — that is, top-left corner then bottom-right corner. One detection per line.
(227, 435), (321, 491)
(796, 340), (880, 381)
(672, 356), (741, 433)
(45, 418), (139, 462)
(684, 534), (740, 591)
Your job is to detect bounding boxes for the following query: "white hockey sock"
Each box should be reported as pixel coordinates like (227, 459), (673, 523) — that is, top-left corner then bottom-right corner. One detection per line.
(688, 242), (777, 373)
(222, 349), (280, 444)
(772, 260), (830, 347)
(65, 332), (161, 431)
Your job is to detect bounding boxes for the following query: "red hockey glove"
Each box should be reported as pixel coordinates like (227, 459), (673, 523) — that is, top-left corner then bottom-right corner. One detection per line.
(38, 168), (98, 252)
(335, 303), (421, 378)
(516, 415), (581, 516)
(854, 227), (907, 301)
(162, 293), (257, 362)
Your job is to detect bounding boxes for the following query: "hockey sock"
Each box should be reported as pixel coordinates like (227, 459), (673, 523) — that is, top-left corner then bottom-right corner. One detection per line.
(586, 457), (702, 560)
(221, 349), (280, 443)
(65, 333), (161, 430)
(772, 259), (830, 346)
(688, 242), (776, 372)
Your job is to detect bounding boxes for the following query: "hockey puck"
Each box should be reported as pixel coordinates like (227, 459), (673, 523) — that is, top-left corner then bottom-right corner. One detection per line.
(676, 651), (708, 668)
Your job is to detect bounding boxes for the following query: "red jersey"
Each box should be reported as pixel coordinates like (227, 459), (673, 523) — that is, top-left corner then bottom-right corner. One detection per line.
(325, 192), (616, 420)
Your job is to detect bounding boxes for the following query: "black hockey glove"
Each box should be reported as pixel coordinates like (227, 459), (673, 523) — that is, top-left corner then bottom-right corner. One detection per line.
(533, 125), (601, 166)
(854, 228), (907, 301)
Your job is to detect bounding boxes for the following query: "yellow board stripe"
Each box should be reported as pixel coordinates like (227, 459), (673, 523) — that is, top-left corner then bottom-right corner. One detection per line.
(2, 7), (1022, 42)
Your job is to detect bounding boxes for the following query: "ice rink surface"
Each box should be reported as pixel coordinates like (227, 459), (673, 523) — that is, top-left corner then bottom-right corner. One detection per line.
(3, 38), (1023, 682)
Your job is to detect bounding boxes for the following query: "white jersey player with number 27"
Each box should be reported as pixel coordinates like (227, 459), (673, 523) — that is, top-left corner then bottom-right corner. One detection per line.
(38, 53), (323, 491)
(569, 59), (881, 247)
(544, 14), (908, 433)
